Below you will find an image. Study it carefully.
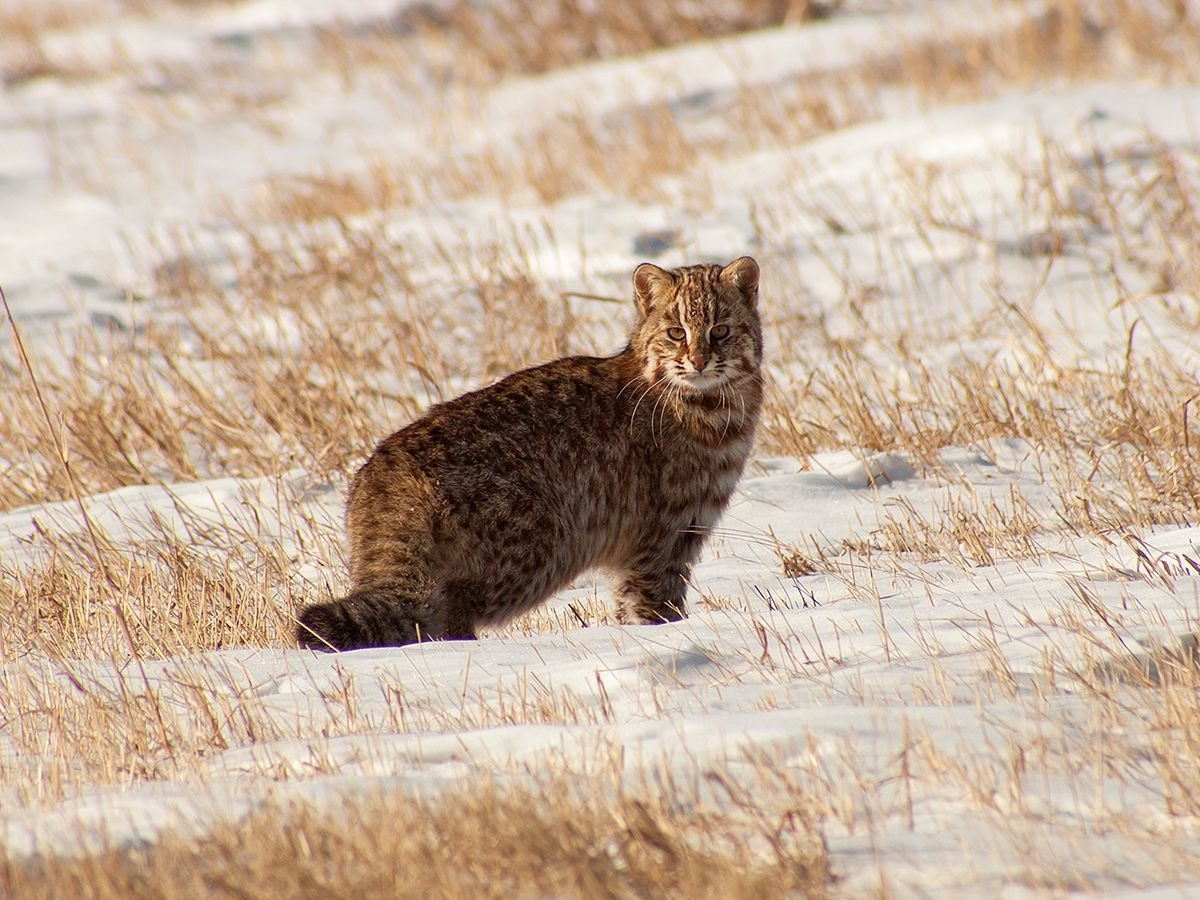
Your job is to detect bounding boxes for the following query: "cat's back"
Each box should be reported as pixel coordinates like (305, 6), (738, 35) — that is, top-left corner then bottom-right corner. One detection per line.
(352, 353), (642, 526)
(386, 353), (630, 461)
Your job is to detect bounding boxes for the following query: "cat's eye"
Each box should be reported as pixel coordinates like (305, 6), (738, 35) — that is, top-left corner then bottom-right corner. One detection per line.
(666, 326), (687, 341)
(710, 324), (731, 340)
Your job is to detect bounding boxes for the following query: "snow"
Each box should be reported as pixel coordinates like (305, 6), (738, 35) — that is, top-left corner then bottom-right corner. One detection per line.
(3, 0), (1200, 894)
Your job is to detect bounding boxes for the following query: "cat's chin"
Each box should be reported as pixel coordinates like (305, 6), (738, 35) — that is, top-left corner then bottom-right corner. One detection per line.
(672, 372), (729, 394)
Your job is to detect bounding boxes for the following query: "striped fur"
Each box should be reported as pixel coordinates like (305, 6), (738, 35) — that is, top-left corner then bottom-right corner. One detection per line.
(296, 257), (763, 650)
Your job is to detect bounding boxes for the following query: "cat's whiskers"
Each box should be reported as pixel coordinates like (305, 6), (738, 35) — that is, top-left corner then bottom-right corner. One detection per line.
(679, 525), (781, 550)
(661, 386), (676, 446)
(629, 377), (661, 433)
(649, 381), (670, 447)
(718, 383), (733, 442)
(660, 380), (687, 446)
(615, 375), (644, 403)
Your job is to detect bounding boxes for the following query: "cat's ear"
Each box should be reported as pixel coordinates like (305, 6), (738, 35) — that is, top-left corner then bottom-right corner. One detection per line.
(632, 263), (675, 316)
(720, 256), (759, 308)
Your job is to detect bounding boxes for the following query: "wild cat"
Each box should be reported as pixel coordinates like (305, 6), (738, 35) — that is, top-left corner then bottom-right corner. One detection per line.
(296, 257), (763, 650)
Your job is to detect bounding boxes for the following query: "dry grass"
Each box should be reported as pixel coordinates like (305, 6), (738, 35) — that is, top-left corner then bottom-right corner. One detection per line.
(760, 129), (1200, 538)
(883, 0), (1200, 99)
(1, 775), (830, 899)
(314, 0), (843, 89)
(3, 0), (1200, 893)
(11, 17), (1199, 511)
(0, 524), (298, 660)
(260, 0), (1200, 211)
(811, 486), (1047, 571)
(17, 1), (1195, 211)
(0, 0), (243, 87)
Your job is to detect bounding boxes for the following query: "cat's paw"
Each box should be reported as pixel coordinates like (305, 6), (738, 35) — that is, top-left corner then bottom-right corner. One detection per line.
(295, 601), (349, 651)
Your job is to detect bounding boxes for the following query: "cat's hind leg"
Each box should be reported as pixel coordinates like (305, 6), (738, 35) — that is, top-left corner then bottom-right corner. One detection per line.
(296, 581), (461, 650)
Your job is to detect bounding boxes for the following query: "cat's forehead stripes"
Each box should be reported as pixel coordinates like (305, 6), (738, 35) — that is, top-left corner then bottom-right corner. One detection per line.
(672, 266), (721, 324)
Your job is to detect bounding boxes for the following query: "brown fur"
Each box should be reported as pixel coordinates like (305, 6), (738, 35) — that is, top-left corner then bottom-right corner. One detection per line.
(296, 257), (763, 650)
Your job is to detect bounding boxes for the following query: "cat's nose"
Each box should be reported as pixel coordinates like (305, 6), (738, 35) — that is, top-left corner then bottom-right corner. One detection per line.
(690, 353), (707, 371)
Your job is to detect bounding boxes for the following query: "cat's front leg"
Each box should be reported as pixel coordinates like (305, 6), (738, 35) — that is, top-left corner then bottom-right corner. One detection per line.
(613, 529), (705, 624)
(614, 571), (687, 624)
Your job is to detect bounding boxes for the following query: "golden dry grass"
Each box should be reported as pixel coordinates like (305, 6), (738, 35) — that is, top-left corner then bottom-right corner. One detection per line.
(253, 0), (1200, 212)
(1, 775), (830, 900)
(3, 0), (1200, 894)
(313, 0), (842, 89)
(0, 0), (1193, 658)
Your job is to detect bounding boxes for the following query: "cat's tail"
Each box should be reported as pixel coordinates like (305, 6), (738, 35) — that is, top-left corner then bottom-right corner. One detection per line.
(295, 584), (439, 651)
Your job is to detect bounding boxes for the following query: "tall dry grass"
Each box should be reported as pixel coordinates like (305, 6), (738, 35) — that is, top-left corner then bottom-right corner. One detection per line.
(0, 0), (1194, 657)
(2, 0), (1200, 891)
(0, 0), (1196, 671)
(2, 774), (831, 899)
(5, 0), (1197, 506)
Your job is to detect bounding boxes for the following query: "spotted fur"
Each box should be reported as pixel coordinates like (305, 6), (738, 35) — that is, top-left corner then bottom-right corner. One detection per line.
(296, 257), (763, 650)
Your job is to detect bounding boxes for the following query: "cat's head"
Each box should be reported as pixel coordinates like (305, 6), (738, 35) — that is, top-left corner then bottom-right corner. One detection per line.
(630, 257), (762, 394)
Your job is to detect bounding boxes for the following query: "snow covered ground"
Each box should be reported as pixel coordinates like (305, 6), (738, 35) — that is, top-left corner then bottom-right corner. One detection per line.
(3, 0), (1200, 894)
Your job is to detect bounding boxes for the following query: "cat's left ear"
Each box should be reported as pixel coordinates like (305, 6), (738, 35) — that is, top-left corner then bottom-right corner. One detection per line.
(633, 263), (676, 317)
(720, 256), (759, 308)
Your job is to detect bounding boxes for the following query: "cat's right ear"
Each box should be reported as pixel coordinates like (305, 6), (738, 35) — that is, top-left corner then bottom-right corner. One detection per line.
(633, 263), (675, 317)
(720, 256), (759, 308)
